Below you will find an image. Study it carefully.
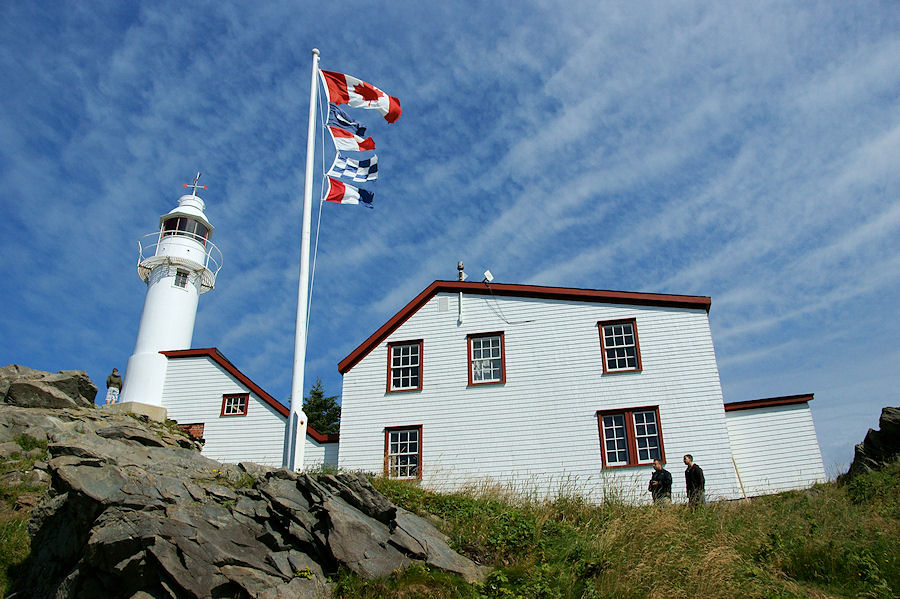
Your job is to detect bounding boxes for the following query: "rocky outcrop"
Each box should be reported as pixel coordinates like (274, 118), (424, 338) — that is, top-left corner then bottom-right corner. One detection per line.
(1, 364), (97, 409)
(846, 406), (900, 479)
(1, 367), (487, 599)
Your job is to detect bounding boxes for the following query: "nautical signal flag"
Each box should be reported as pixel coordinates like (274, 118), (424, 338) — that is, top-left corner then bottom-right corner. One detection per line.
(327, 126), (376, 152)
(320, 70), (402, 123)
(325, 177), (374, 207)
(327, 103), (366, 137)
(328, 153), (378, 182)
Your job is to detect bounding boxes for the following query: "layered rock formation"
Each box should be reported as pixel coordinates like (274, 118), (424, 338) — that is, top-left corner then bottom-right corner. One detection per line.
(1, 364), (97, 409)
(1, 366), (486, 598)
(846, 406), (900, 479)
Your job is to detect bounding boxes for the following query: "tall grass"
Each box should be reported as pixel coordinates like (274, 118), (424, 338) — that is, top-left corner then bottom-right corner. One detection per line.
(349, 462), (900, 599)
(0, 517), (29, 596)
(0, 435), (48, 597)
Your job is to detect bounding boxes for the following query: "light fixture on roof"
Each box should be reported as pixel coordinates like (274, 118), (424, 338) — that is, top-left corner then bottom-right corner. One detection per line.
(457, 261), (468, 282)
(482, 269), (494, 283)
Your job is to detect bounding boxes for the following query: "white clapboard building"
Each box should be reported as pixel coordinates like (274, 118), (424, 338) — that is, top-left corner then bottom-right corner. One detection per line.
(336, 280), (826, 502)
(159, 348), (338, 470)
(723, 394), (826, 497)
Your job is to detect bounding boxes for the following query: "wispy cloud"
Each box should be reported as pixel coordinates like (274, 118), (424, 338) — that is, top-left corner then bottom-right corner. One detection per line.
(1, 1), (897, 470)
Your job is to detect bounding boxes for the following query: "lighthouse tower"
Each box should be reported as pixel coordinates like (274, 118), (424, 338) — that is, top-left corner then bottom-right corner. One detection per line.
(119, 174), (222, 411)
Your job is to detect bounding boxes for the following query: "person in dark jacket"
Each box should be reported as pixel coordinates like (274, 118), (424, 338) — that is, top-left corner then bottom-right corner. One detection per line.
(105, 368), (122, 405)
(683, 454), (705, 506)
(648, 458), (672, 504)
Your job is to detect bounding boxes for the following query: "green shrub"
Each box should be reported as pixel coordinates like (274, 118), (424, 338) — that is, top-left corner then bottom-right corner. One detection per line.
(13, 435), (47, 453)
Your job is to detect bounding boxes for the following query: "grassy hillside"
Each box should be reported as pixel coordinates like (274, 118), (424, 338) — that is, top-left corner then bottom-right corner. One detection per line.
(336, 464), (900, 599)
(3, 456), (897, 598)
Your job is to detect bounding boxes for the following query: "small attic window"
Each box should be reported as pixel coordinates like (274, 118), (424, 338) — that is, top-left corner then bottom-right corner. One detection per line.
(221, 394), (249, 417)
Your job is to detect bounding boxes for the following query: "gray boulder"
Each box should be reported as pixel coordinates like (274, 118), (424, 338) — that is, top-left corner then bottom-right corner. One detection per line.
(4, 368), (97, 409)
(846, 406), (900, 478)
(3, 401), (487, 599)
(0, 364), (43, 397)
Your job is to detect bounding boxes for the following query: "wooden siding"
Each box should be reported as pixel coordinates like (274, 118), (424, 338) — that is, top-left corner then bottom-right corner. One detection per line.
(162, 355), (336, 469)
(726, 403), (826, 496)
(162, 356), (287, 467)
(304, 437), (339, 470)
(339, 291), (742, 502)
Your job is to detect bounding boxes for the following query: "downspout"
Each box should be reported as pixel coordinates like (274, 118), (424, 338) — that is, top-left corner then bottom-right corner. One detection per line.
(457, 261), (465, 325)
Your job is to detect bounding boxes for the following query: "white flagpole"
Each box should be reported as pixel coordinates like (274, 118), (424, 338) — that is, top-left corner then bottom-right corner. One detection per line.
(287, 48), (320, 470)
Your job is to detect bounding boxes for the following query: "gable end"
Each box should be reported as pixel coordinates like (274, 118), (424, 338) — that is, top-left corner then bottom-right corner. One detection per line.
(162, 348), (337, 441)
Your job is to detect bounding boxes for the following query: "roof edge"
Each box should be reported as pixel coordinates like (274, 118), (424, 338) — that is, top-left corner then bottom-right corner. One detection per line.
(724, 393), (814, 412)
(338, 280), (712, 374)
(161, 348), (338, 443)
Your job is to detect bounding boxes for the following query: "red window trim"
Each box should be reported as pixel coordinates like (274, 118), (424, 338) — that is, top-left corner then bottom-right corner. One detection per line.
(596, 405), (665, 468)
(467, 331), (506, 386)
(383, 424), (423, 480)
(339, 281), (710, 375)
(598, 318), (643, 374)
(220, 393), (249, 417)
(386, 339), (424, 393)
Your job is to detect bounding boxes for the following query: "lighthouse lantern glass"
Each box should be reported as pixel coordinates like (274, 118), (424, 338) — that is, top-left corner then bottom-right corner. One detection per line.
(162, 216), (209, 245)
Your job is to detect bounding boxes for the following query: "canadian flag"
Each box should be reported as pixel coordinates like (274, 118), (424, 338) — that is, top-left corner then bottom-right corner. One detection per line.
(320, 70), (402, 123)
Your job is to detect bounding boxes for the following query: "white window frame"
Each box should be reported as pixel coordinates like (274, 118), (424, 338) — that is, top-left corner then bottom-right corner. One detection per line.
(597, 406), (664, 468)
(385, 426), (421, 479)
(632, 410), (661, 463)
(468, 332), (505, 385)
(601, 413), (630, 466)
(387, 340), (422, 392)
(221, 393), (248, 417)
(598, 319), (642, 373)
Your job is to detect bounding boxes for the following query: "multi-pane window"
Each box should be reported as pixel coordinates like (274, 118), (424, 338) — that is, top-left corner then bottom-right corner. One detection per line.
(388, 341), (423, 392)
(221, 393), (248, 417)
(601, 414), (629, 465)
(385, 426), (421, 479)
(597, 407), (664, 467)
(632, 410), (661, 462)
(598, 319), (642, 373)
(468, 332), (505, 385)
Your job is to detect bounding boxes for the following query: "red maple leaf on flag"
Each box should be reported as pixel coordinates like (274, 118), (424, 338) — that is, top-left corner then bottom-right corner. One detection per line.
(352, 81), (383, 102)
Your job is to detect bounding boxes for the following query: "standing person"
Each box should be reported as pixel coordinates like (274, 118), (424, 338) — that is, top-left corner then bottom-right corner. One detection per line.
(648, 458), (672, 504)
(683, 454), (705, 506)
(105, 368), (122, 405)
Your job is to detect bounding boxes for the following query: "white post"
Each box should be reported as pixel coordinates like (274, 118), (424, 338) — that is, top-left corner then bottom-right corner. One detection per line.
(286, 48), (319, 470)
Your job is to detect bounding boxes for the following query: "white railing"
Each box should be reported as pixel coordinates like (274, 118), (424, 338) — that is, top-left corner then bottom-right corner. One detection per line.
(137, 231), (223, 277)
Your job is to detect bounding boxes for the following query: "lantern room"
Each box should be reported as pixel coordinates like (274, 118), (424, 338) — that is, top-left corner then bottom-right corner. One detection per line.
(137, 192), (222, 294)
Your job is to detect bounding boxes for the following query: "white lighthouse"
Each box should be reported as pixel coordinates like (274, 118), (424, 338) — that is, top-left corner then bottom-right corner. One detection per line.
(119, 174), (222, 412)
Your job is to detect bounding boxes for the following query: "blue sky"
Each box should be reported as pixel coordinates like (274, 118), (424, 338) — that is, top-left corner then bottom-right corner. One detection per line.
(1, 2), (897, 474)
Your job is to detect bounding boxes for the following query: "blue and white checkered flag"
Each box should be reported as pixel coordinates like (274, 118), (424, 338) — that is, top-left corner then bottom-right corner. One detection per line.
(327, 153), (378, 182)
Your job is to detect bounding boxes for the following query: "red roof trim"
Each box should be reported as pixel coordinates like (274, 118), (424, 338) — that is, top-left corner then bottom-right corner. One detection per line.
(161, 348), (338, 443)
(724, 393), (814, 412)
(338, 280), (712, 374)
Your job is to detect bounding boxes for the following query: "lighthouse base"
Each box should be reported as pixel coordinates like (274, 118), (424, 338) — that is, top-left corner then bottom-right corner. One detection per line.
(103, 401), (168, 423)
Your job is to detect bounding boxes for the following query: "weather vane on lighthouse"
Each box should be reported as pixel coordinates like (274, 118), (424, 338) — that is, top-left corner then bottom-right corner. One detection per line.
(182, 172), (207, 196)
